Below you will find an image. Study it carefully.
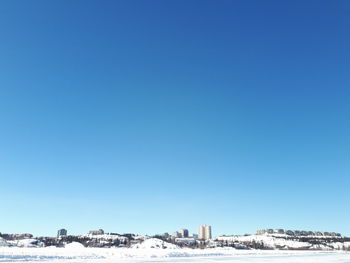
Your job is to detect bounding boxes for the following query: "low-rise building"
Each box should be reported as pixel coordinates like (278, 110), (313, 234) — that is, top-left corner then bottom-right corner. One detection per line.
(276, 229), (285, 234)
(175, 238), (196, 245)
(89, 229), (104, 235)
(300, 231), (308, 236)
(286, 230), (295, 236)
(256, 230), (266, 235)
(256, 229), (342, 238)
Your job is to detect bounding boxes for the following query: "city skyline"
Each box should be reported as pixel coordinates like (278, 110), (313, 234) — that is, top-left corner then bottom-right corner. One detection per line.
(3, 225), (346, 240)
(1, 0), (350, 237)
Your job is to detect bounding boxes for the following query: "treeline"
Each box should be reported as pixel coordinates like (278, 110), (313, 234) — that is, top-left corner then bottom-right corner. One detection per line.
(216, 236), (350, 251)
(0, 233), (33, 240)
(36, 235), (130, 248)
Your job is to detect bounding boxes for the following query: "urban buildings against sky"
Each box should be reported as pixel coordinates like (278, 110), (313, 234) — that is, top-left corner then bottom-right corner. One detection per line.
(56, 225), (213, 240)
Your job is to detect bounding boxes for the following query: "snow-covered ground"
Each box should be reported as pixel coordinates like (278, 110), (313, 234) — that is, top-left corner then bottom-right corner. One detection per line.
(1, 247), (350, 262)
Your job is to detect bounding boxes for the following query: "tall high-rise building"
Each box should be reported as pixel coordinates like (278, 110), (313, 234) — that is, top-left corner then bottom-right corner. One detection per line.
(179, 228), (189, 238)
(198, 225), (205, 240)
(198, 225), (212, 240)
(57, 229), (67, 238)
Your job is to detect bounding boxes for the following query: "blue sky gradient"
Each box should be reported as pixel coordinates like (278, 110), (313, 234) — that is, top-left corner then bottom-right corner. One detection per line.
(0, 0), (350, 237)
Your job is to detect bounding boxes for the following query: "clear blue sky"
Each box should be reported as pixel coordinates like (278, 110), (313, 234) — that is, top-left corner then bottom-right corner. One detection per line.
(0, 0), (349, 237)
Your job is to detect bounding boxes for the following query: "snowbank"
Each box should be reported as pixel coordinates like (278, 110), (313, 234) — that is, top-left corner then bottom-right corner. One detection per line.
(0, 247), (349, 262)
(65, 242), (85, 249)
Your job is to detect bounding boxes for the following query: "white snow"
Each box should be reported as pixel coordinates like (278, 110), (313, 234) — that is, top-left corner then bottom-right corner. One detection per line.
(131, 238), (180, 249)
(0, 246), (349, 263)
(0, 237), (9, 247)
(65, 241), (85, 249)
(16, 239), (38, 247)
(220, 234), (312, 249)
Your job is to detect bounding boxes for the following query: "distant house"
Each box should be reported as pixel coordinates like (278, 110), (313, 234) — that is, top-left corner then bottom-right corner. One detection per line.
(255, 228), (342, 238)
(294, 230), (301, 236)
(89, 229), (104, 235)
(267, 229), (274, 234)
(328, 232), (341, 237)
(286, 230), (295, 236)
(300, 231), (308, 236)
(277, 229), (285, 234)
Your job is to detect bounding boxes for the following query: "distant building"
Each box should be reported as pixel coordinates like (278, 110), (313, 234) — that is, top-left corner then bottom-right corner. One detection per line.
(286, 230), (295, 236)
(175, 238), (196, 245)
(89, 229), (104, 235)
(277, 229), (285, 234)
(256, 230), (266, 235)
(300, 231), (308, 236)
(267, 229), (274, 234)
(162, 232), (170, 238)
(171, 231), (181, 238)
(180, 229), (189, 238)
(57, 229), (67, 238)
(199, 225), (212, 240)
(15, 233), (33, 239)
(256, 229), (342, 238)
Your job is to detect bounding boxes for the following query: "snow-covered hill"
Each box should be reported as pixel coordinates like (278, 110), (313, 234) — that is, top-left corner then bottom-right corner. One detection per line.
(217, 234), (350, 250)
(131, 238), (179, 249)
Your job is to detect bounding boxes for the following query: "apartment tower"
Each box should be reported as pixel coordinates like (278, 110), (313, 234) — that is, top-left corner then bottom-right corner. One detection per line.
(198, 225), (212, 240)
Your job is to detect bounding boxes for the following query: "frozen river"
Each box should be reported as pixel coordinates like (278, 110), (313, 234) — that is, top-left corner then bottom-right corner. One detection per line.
(1, 247), (350, 263)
